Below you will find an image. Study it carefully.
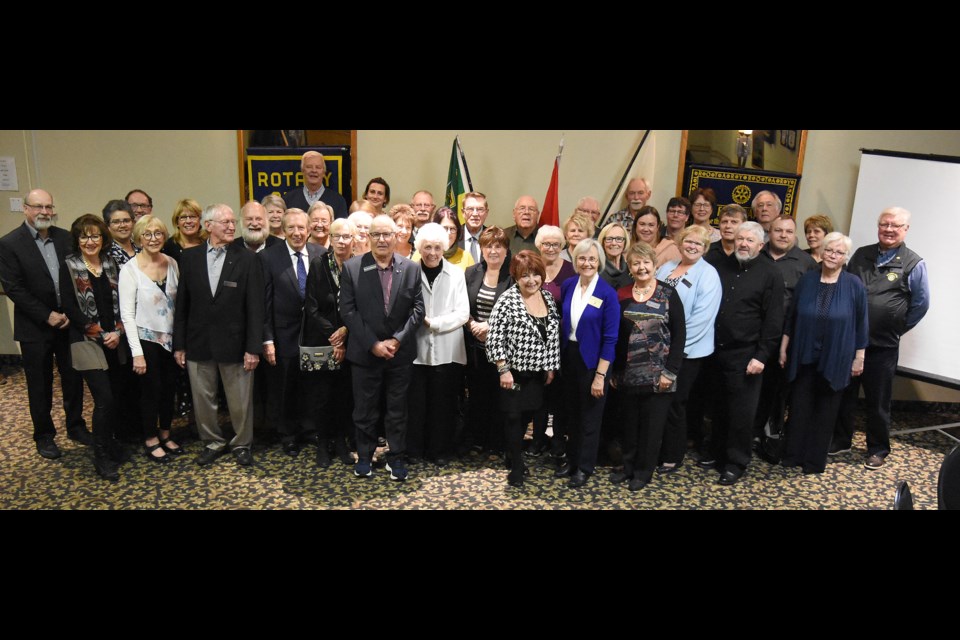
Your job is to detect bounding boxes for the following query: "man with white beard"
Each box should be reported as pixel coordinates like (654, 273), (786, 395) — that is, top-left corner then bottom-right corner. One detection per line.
(602, 178), (652, 236)
(233, 202), (282, 253)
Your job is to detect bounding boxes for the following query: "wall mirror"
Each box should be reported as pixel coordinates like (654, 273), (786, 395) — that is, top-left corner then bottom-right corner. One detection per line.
(676, 130), (807, 194)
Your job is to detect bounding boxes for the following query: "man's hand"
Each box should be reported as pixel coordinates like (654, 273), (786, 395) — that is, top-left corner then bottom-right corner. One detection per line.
(243, 352), (260, 372)
(371, 341), (395, 360)
(264, 343), (277, 366)
(47, 311), (69, 329)
(746, 358), (765, 375)
(174, 350), (187, 369)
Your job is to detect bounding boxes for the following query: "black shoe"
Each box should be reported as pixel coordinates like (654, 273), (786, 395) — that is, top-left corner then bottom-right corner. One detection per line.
(554, 463), (572, 478)
(105, 438), (131, 463)
(333, 439), (354, 465)
(609, 471), (629, 484)
(93, 449), (120, 483)
(233, 448), (253, 466)
(656, 463), (680, 475)
(568, 470), (589, 488)
(282, 442), (301, 457)
(197, 446), (226, 466)
(527, 439), (549, 457)
(159, 437), (185, 456)
(144, 443), (172, 464)
(68, 429), (94, 446)
(718, 469), (743, 486)
(507, 469), (524, 487)
(628, 477), (647, 492)
(36, 438), (62, 460)
(434, 455), (451, 467)
(316, 446), (331, 468)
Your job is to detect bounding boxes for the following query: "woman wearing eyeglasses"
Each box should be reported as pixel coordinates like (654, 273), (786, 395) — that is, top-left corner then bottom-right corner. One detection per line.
(558, 239), (620, 488)
(430, 208), (475, 271)
(59, 215), (129, 482)
(779, 233), (868, 474)
(597, 222), (632, 291)
(119, 215), (182, 464)
(103, 200), (140, 267)
(690, 188), (721, 244)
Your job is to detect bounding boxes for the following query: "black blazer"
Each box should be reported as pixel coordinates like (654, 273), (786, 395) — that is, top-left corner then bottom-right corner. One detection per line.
(261, 240), (325, 358)
(463, 259), (514, 354)
(339, 252), (424, 367)
(303, 255), (343, 347)
(282, 187), (349, 220)
(231, 235), (283, 252)
(173, 242), (265, 363)
(0, 222), (73, 342)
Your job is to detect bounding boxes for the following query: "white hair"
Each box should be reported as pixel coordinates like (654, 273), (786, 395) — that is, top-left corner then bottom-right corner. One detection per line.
(572, 238), (606, 273)
(822, 232), (853, 264)
(415, 222), (449, 253)
(535, 225), (564, 247)
(879, 207), (911, 226)
(736, 221), (765, 244)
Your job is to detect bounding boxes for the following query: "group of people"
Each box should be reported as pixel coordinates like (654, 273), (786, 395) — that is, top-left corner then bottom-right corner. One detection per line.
(0, 154), (930, 493)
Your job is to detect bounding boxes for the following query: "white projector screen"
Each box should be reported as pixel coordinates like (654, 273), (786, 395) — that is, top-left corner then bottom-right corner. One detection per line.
(849, 150), (959, 389)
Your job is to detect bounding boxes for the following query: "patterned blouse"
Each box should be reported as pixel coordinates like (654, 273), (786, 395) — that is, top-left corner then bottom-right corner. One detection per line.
(108, 240), (140, 267)
(615, 283), (686, 390)
(118, 257), (179, 355)
(486, 285), (561, 373)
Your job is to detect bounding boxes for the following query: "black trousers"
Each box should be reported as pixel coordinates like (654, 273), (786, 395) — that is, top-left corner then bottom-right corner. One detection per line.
(783, 364), (844, 473)
(464, 353), (503, 452)
(20, 333), (86, 442)
(268, 355), (317, 444)
(532, 369), (566, 453)
(834, 344), (898, 457)
(659, 356), (703, 465)
(711, 346), (764, 473)
(753, 352), (788, 438)
(408, 363), (462, 460)
(139, 341), (176, 440)
(562, 342), (609, 475)
(621, 388), (673, 482)
(79, 346), (124, 446)
(685, 355), (717, 450)
(351, 360), (412, 462)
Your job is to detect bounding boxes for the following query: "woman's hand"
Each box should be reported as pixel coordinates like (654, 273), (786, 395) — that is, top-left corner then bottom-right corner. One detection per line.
(472, 321), (489, 343)
(132, 355), (147, 376)
(500, 371), (515, 390)
(779, 348), (788, 369)
(546, 371), (555, 386)
(852, 357), (864, 377)
(591, 373), (605, 398)
(658, 373), (672, 392)
(102, 332), (120, 350)
(329, 327), (348, 348)
(333, 344), (346, 364)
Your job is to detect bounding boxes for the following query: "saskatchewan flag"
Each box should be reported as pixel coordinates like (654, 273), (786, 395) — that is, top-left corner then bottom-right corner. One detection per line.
(446, 137), (472, 224)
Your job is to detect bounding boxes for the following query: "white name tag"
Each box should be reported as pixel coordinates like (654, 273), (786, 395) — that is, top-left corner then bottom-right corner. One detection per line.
(588, 296), (603, 309)
(363, 265), (377, 273)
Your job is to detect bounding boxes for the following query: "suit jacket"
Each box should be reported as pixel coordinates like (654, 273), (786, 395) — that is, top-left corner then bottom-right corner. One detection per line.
(560, 275), (620, 370)
(261, 240), (325, 358)
(463, 259), (514, 355)
(339, 252), (424, 367)
(231, 234), (282, 252)
(303, 254), (343, 347)
(283, 187), (349, 220)
(173, 242), (265, 363)
(0, 222), (73, 342)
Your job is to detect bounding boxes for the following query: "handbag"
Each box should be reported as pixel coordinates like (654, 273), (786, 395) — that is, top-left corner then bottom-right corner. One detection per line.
(70, 340), (109, 371)
(298, 317), (341, 372)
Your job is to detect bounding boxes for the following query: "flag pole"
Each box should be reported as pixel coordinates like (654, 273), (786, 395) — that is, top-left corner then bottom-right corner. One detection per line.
(457, 135), (474, 191)
(598, 129), (651, 229)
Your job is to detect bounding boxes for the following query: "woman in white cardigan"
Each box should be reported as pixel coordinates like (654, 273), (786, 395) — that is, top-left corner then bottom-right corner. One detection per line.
(406, 223), (470, 465)
(119, 215), (181, 463)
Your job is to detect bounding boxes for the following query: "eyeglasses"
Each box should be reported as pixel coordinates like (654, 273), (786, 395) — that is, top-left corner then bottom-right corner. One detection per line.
(576, 257), (599, 265)
(79, 235), (102, 243)
(540, 242), (562, 250)
(369, 232), (395, 240)
(692, 202), (712, 209)
(130, 203), (153, 211)
(667, 209), (689, 217)
(878, 222), (906, 230)
(464, 207), (487, 214)
(179, 214), (200, 221)
(515, 206), (538, 213)
(212, 219), (236, 227)
(444, 227), (458, 235)
(26, 203), (55, 212)
(576, 207), (601, 217)
(110, 218), (132, 226)
(823, 248), (847, 257)
(331, 234), (354, 241)
(604, 237), (626, 244)
(141, 231), (165, 240)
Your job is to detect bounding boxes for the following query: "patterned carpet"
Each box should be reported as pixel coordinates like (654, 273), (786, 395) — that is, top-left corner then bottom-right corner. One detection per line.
(1, 363), (957, 510)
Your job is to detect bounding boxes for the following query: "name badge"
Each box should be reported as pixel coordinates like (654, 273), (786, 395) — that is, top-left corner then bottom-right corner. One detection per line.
(223, 281), (238, 288)
(363, 264), (377, 273)
(588, 296), (603, 309)
(646, 300), (661, 309)
(681, 278), (693, 288)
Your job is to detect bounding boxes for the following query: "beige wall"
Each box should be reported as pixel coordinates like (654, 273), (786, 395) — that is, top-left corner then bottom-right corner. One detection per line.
(1, 128), (956, 403)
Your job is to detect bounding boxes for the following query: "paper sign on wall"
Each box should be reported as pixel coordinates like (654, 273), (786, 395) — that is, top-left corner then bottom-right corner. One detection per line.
(0, 158), (18, 192)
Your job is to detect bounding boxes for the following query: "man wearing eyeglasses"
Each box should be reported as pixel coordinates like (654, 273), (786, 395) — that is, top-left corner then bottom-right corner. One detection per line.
(573, 197), (602, 237)
(410, 191), (437, 240)
(339, 215), (424, 481)
(602, 178), (651, 236)
(751, 191), (782, 243)
(126, 189), (154, 222)
(505, 195), (540, 257)
(173, 204), (265, 467)
(0, 189), (90, 459)
(831, 207), (929, 470)
(459, 192), (489, 263)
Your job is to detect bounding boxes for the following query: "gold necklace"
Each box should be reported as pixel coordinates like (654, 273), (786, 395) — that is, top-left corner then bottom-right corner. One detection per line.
(82, 256), (102, 277)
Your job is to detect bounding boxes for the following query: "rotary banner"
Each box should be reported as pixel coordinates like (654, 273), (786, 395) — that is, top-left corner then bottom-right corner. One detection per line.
(685, 164), (801, 225)
(246, 146), (352, 204)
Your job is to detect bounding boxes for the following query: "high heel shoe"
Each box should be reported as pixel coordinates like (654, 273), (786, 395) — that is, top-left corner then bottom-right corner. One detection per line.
(144, 443), (171, 464)
(159, 436), (185, 456)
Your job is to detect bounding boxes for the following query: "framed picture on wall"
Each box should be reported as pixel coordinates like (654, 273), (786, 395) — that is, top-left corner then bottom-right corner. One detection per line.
(780, 130), (789, 146)
(786, 129), (798, 151)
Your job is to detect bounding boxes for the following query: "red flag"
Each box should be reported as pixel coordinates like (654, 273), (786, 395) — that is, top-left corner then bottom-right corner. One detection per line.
(540, 158), (560, 229)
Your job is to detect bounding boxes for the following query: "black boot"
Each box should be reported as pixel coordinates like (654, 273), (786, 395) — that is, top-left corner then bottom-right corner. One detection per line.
(104, 437), (131, 464)
(94, 444), (120, 483)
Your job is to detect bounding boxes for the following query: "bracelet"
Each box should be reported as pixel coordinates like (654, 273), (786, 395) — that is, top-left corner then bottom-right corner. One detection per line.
(595, 371), (606, 378)
(497, 364), (511, 375)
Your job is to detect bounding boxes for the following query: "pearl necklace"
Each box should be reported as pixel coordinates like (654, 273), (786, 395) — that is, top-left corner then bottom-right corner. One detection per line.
(633, 283), (653, 299)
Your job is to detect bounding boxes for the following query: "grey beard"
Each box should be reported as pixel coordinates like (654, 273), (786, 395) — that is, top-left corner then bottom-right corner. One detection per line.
(242, 228), (265, 245)
(34, 217), (54, 230)
(735, 251), (757, 265)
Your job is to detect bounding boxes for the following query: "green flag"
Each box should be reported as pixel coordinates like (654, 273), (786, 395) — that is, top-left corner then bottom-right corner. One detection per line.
(446, 137), (472, 224)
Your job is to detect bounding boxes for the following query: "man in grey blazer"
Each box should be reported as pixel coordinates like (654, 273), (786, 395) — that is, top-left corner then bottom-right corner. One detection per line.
(339, 215), (424, 481)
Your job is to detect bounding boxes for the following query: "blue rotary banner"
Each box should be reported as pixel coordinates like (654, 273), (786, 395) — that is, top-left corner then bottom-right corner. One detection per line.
(686, 164), (801, 225)
(246, 146), (352, 203)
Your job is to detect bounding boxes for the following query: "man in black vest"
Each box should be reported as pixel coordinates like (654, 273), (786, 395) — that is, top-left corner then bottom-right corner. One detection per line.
(0, 188), (90, 459)
(283, 152), (348, 220)
(831, 207), (929, 469)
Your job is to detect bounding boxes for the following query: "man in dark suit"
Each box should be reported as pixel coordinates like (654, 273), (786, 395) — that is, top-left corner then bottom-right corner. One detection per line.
(282, 151), (348, 220)
(261, 209), (326, 462)
(173, 204), (264, 467)
(233, 201), (282, 254)
(459, 191), (489, 263)
(340, 215), (424, 481)
(0, 188), (90, 458)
